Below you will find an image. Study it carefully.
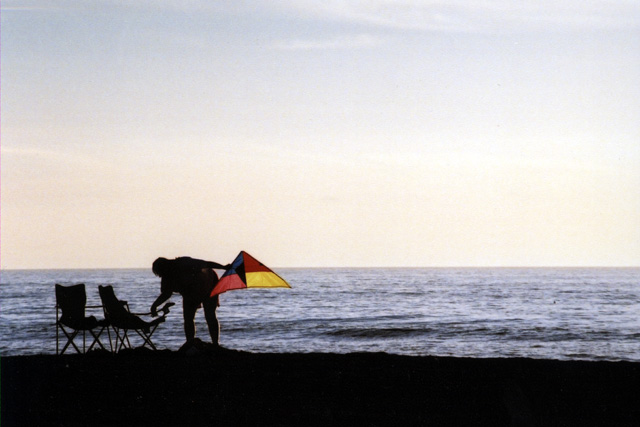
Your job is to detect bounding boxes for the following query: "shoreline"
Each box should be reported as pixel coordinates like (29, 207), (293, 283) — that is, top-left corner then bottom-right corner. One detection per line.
(3, 350), (639, 426)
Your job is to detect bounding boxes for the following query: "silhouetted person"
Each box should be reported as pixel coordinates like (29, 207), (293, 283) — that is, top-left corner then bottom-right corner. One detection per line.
(151, 256), (230, 347)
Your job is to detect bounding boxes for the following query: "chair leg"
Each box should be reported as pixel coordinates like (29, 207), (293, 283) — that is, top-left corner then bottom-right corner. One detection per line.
(134, 328), (158, 350)
(146, 325), (160, 350)
(87, 326), (108, 352)
(105, 326), (113, 352)
(111, 327), (126, 353)
(58, 325), (82, 355)
(112, 327), (133, 353)
(104, 325), (117, 353)
(124, 330), (132, 350)
(117, 330), (125, 352)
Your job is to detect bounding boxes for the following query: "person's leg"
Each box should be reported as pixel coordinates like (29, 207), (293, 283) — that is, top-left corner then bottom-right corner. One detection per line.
(182, 298), (199, 342)
(203, 296), (220, 346)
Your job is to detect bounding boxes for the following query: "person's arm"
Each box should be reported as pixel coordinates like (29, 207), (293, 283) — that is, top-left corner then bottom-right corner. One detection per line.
(151, 291), (172, 317)
(177, 257), (230, 271)
(204, 261), (232, 270)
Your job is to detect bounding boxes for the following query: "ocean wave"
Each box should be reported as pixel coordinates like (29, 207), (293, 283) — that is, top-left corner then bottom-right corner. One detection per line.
(328, 327), (431, 338)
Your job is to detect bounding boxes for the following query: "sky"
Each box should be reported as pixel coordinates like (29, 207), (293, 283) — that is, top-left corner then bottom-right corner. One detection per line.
(1, 1), (639, 269)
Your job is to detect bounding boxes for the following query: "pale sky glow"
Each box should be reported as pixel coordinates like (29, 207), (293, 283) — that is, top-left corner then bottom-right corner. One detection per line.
(1, 1), (639, 268)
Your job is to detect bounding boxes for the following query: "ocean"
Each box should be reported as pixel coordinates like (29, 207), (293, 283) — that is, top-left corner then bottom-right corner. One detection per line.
(1, 268), (638, 361)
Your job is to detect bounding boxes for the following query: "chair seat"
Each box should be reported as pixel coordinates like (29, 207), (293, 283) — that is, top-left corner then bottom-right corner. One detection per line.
(60, 315), (100, 331)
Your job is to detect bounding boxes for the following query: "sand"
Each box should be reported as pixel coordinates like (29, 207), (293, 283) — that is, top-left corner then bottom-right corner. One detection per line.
(2, 348), (639, 426)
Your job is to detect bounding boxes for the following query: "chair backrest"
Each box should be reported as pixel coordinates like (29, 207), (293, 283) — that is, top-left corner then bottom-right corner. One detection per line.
(56, 284), (87, 328)
(98, 285), (131, 320)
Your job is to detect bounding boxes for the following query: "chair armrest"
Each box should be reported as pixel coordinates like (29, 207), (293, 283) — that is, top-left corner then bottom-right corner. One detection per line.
(130, 302), (175, 317)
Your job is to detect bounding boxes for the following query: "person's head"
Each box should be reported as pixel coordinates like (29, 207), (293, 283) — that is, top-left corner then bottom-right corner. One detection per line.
(152, 257), (171, 277)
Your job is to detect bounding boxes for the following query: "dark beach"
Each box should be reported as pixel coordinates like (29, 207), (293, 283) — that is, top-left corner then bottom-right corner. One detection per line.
(3, 349), (639, 427)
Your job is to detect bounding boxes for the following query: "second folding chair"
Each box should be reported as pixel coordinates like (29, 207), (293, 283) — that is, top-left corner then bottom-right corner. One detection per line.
(98, 285), (173, 352)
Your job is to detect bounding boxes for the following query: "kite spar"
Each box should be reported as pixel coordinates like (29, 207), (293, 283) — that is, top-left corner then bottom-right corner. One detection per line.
(210, 251), (291, 297)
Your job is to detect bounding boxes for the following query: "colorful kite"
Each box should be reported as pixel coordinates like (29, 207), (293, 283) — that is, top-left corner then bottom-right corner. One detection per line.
(210, 251), (291, 297)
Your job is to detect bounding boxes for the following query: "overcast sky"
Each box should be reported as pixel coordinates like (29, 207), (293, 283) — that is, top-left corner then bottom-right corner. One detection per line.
(2, 1), (639, 268)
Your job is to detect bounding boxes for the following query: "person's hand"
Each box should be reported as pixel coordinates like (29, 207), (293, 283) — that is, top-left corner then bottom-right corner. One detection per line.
(151, 307), (158, 317)
(224, 263), (232, 270)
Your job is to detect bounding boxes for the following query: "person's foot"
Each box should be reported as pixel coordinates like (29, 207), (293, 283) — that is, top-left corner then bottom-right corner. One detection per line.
(178, 338), (203, 353)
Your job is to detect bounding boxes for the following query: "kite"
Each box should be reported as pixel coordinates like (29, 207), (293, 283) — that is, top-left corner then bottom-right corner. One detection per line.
(210, 251), (291, 297)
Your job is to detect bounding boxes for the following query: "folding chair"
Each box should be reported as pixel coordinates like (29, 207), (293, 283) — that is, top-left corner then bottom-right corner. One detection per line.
(98, 285), (173, 352)
(56, 284), (111, 355)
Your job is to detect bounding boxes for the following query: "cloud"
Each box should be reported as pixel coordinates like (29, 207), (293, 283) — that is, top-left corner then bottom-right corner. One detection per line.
(276, 0), (640, 33)
(8, 1), (637, 32)
(0, 2), (62, 11)
(0, 146), (96, 165)
(270, 33), (385, 50)
(0, 0), (228, 13)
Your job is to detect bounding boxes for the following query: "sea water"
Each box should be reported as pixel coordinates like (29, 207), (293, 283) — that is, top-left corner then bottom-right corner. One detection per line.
(1, 268), (638, 361)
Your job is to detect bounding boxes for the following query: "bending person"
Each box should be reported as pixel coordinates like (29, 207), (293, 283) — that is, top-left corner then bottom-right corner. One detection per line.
(151, 256), (230, 346)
